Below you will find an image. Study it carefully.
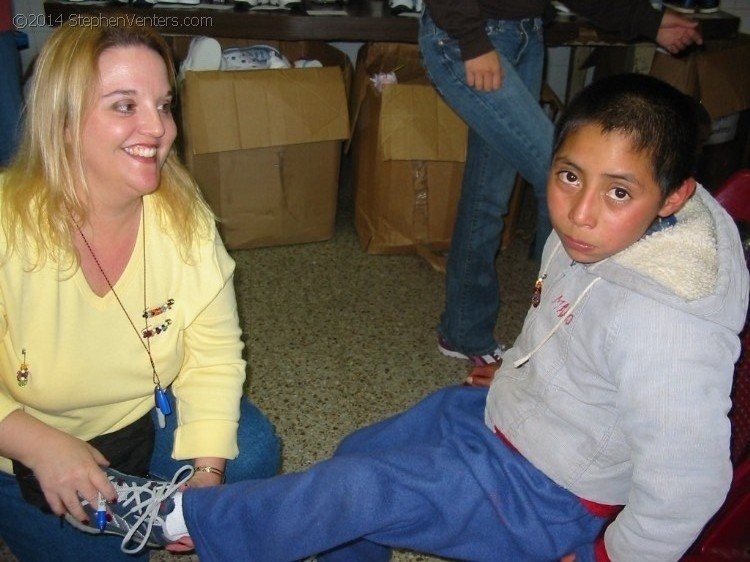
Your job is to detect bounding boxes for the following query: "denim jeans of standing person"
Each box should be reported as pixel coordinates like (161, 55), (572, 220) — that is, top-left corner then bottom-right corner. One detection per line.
(0, 30), (23, 166)
(183, 388), (607, 562)
(0, 394), (281, 562)
(419, 11), (554, 357)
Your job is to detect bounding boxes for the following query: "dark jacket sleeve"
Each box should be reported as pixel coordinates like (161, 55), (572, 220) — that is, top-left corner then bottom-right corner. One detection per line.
(423, 0), (494, 60)
(424, 0), (664, 62)
(563, 0), (663, 42)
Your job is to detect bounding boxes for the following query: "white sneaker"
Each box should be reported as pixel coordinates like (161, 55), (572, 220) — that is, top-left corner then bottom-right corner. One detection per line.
(221, 45), (291, 70)
(277, 0), (303, 8)
(294, 59), (323, 68)
(388, 0), (414, 13)
(267, 53), (291, 69)
(179, 36), (222, 80)
(65, 466), (193, 555)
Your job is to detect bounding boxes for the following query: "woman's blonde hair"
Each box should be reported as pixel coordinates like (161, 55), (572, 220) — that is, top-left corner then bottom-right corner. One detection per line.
(1, 23), (214, 268)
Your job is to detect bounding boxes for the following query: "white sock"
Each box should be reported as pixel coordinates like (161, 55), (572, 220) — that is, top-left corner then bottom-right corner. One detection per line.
(163, 492), (190, 541)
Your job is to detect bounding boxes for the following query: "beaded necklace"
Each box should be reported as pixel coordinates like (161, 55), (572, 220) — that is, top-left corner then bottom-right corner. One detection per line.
(75, 202), (172, 428)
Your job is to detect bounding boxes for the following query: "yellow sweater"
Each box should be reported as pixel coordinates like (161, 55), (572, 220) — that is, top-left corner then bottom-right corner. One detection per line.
(0, 195), (245, 474)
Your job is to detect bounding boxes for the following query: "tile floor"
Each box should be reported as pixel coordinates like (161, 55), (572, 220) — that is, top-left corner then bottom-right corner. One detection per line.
(0, 187), (541, 562)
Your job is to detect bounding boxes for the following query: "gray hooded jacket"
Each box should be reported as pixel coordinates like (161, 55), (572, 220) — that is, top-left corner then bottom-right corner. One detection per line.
(486, 186), (749, 561)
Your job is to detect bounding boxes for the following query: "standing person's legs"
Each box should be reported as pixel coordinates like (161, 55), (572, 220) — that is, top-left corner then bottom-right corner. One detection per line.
(419, 13), (553, 356)
(509, 21), (553, 261)
(182, 388), (606, 562)
(0, 30), (23, 166)
(149, 391), (281, 481)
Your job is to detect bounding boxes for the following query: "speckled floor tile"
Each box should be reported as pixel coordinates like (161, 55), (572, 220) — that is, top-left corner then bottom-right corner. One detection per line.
(0, 199), (541, 562)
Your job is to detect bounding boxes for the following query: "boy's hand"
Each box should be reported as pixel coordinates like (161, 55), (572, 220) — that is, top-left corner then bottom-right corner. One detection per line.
(465, 51), (503, 92)
(657, 11), (703, 54)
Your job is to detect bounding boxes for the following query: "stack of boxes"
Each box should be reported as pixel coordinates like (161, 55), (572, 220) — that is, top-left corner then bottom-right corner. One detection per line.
(176, 32), (750, 254)
(177, 38), (469, 257)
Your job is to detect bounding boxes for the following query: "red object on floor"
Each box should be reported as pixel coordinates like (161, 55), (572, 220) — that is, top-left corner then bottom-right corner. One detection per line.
(713, 169), (750, 223)
(682, 169), (750, 561)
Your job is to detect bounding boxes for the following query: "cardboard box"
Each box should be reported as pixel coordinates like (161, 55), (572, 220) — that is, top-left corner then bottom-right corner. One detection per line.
(589, 34), (750, 186)
(649, 35), (750, 122)
(175, 38), (351, 249)
(648, 37), (750, 189)
(349, 42), (467, 257)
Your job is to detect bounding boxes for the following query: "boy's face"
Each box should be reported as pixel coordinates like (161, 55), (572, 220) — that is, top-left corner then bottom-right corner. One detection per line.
(548, 124), (677, 264)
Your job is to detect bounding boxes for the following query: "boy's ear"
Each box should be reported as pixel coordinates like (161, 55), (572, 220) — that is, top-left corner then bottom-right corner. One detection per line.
(658, 178), (696, 217)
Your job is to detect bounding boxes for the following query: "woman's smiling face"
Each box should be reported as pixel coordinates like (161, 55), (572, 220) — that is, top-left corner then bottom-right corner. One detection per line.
(79, 44), (176, 203)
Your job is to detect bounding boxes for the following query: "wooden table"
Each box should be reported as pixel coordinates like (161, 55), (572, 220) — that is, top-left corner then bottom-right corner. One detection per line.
(44, 0), (419, 42)
(43, 0), (675, 46)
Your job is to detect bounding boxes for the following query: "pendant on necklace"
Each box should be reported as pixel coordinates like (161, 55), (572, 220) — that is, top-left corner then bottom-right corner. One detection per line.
(16, 349), (30, 387)
(154, 384), (172, 428)
(532, 274), (547, 308)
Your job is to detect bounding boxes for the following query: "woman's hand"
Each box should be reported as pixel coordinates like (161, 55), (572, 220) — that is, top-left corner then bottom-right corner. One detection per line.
(32, 432), (112, 521)
(465, 51), (503, 92)
(0, 410), (113, 522)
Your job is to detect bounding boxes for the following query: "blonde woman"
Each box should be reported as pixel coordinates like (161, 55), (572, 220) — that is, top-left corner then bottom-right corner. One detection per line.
(0, 23), (280, 561)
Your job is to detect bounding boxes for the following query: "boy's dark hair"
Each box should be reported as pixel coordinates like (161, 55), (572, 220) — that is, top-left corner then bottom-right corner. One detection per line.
(553, 73), (706, 198)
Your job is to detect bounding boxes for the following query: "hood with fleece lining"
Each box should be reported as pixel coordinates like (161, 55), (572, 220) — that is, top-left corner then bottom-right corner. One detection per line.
(514, 186), (748, 369)
(591, 185), (748, 334)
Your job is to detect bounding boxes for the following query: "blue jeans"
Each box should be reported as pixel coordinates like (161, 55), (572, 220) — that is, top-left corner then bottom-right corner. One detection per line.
(183, 388), (604, 562)
(419, 12), (554, 356)
(0, 395), (280, 562)
(0, 30), (23, 166)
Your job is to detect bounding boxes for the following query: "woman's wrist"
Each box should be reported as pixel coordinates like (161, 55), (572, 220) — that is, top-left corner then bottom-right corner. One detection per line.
(193, 465), (225, 483)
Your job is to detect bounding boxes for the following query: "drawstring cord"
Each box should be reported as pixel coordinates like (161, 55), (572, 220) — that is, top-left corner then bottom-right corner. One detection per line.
(512, 239), (606, 368)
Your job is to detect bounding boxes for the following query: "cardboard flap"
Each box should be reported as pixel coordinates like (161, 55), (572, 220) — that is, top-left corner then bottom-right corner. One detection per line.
(696, 38), (750, 119)
(379, 84), (467, 162)
(348, 42), (427, 148)
(184, 67), (349, 154)
(650, 35), (750, 119)
(650, 51), (699, 99)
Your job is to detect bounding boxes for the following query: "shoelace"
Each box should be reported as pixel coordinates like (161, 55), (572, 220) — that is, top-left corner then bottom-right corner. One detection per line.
(116, 465), (194, 554)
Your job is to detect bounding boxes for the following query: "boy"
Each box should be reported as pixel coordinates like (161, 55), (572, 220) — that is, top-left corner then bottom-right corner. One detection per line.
(71, 74), (749, 561)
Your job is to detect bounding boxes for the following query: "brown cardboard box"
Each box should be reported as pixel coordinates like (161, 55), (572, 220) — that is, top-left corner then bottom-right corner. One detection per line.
(588, 35), (750, 187)
(649, 35), (750, 121)
(589, 34), (750, 122)
(176, 38), (351, 249)
(349, 42), (467, 257)
(649, 35), (750, 187)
